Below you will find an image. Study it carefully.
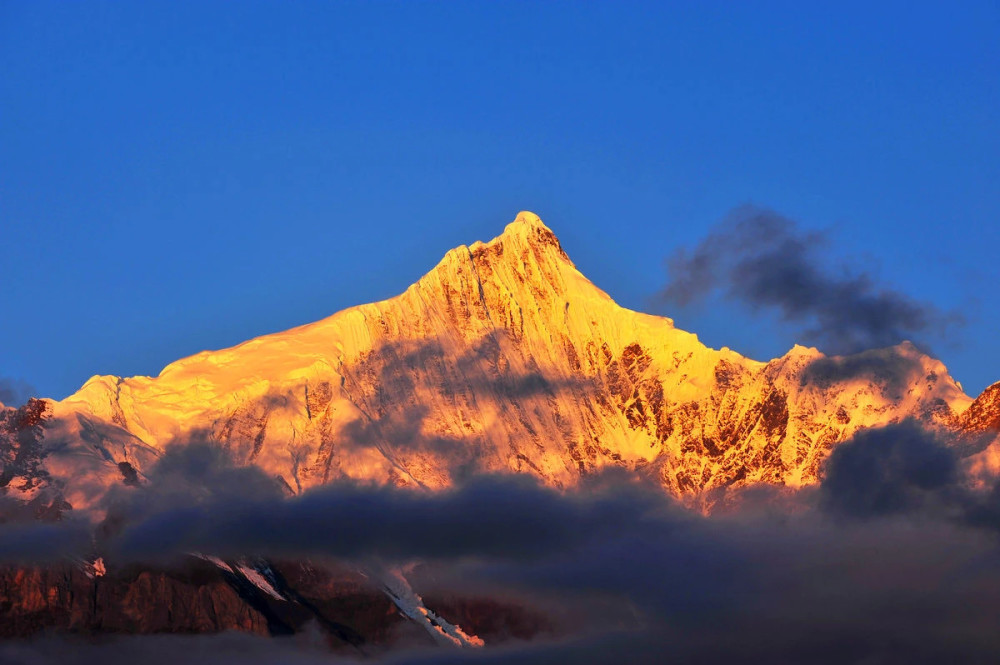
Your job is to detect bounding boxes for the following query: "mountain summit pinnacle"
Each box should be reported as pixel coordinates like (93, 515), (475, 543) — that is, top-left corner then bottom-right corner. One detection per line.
(511, 210), (546, 229)
(495, 210), (556, 242)
(482, 210), (570, 265)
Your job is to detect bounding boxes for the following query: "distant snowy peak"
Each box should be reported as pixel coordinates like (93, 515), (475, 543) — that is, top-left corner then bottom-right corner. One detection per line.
(9, 212), (995, 511)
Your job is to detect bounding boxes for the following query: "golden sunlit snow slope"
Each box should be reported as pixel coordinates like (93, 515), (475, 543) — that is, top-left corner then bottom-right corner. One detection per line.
(31, 213), (980, 505)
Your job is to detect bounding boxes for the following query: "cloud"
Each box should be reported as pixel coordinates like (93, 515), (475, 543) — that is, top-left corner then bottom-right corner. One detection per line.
(105, 454), (672, 563)
(0, 631), (663, 665)
(658, 206), (961, 354)
(819, 420), (962, 518)
(6, 422), (1000, 662)
(0, 519), (92, 564)
(798, 345), (925, 397)
(0, 630), (343, 665)
(0, 377), (35, 408)
(100, 426), (1000, 663)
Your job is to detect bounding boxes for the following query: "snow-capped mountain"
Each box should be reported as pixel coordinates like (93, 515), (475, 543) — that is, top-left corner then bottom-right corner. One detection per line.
(4, 212), (995, 514)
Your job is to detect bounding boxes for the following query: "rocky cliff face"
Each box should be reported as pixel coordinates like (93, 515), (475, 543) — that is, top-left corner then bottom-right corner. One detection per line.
(3, 212), (990, 511)
(961, 381), (1000, 434)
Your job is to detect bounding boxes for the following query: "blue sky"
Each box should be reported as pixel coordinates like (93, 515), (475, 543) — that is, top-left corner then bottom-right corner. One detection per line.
(1, 1), (997, 400)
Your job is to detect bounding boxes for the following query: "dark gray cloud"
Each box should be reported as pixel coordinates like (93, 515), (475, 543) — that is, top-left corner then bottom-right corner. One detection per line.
(0, 519), (92, 564)
(456, 423), (1000, 663)
(105, 450), (672, 563)
(659, 206), (961, 354)
(5, 421), (1000, 662)
(819, 421), (962, 518)
(799, 344), (925, 397)
(0, 377), (34, 408)
(0, 631), (662, 665)
(94, 425), (1000, 663)
(819, 420), (1000, 524)
(0, 629), (345, 665)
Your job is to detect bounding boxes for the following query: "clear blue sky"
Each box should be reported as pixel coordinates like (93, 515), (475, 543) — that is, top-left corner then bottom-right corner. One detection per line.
(2, 1), (998, 400)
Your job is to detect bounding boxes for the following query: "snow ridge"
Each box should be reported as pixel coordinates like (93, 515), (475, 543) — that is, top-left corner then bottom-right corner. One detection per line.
(4, 212), (994, 510)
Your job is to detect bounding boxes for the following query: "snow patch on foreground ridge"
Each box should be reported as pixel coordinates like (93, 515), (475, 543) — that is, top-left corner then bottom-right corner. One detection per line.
(375, 567), (484, 648)
(193, 555), (285, 601)
(190, 554), (482, 648)
(235, 561), (285, 601)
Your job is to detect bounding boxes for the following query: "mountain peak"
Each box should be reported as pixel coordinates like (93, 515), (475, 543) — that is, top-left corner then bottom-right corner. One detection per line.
(506, 210), (547, 232)
(40, 210), (989, 510)
(470, 211), (570, 264)
(494, 211), (557, 243)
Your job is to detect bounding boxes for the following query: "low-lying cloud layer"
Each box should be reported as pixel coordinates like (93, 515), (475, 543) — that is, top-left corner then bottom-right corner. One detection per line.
(4, 421), (1000, 663)
(659, 206), (961, 354)
(105, 456), (673, 563)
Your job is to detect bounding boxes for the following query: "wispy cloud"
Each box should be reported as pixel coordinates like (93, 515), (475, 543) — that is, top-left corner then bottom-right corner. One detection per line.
(658, 206), (962, 354)
(0, 377), (35, 408)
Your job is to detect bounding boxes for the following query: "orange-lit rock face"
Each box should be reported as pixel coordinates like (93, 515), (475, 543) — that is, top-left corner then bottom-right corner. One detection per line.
(10, 212), (988, 509)
(961, 381), (1000, 434)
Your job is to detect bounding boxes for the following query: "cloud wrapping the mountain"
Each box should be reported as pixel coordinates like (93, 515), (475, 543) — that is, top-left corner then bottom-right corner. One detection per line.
(105, 446), (675, 562)
(0, 520), (92, 564)
(6, 423), (1000, 662)
(798, 345), (925, 396)
(819, 420), (963, 517)
(0, 630), (343, 665)
(659, 206), (960, 354)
